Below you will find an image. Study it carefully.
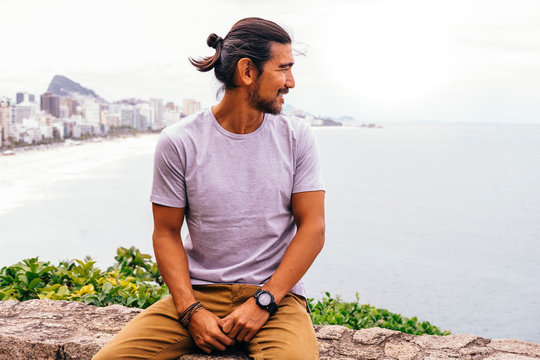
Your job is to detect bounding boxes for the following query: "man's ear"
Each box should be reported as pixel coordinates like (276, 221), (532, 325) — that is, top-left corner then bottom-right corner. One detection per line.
(236, 58), (258, 86)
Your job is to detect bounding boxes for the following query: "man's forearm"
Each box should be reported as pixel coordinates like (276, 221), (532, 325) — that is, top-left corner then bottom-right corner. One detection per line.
(153, 232), (197, 313)
(263, 222), (325, 303)
(220, 221), (324, 342)
(153, 231), (236, 352)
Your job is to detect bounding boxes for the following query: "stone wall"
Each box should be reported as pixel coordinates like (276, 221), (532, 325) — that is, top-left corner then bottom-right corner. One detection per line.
(0, 299), (539, 360)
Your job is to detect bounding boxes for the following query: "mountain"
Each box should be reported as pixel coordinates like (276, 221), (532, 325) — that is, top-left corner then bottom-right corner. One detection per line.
(47, 75), (103, 101)
(337, 116), (361, 125)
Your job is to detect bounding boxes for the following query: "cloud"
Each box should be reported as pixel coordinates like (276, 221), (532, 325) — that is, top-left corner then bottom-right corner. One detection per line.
(1, 0), (539, 123)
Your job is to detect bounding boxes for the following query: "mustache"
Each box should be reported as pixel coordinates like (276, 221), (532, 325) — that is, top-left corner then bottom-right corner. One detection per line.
(278, 88), (289, 95)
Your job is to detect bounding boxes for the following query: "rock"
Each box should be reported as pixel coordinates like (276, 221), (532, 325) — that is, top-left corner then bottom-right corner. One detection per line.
(484, 354), (538, 360)
(384, 340), (421, 360)
(422, 350), (461, 360)
(1, 299), (539, 360)
(353, 327), (400, 345)
(458, 345), (494, 359)
(316, 325), (350, 340)
(0, 299), (142, 360)
(488, 339), (540, 358)
(412, 334), (481, 350)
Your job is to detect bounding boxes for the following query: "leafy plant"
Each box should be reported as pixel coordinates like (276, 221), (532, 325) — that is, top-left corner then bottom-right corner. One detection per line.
(1, 247), (450, 336)
(307, 292), (450, 335)
(0, 247), (168, 307)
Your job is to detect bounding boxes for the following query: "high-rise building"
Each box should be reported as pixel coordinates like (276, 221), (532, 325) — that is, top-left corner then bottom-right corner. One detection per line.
(149, 98), (163, 126)
(163, 108), (180, 125)
(108, 104), (122, 116)
(102, 111), (121, 127)
(0, 97), (13, 145)
(14, 101), (36, 124)
(82, 99), (100, 124)
(165, 102), (177, 111)
(16, 92), (35, 104)
(182, 99), (201, 116)
(60, 97), (77, 117)
(138, 103), (154, 130)
(120, 107), (140, 128)
(40, 92), (61, 118)
(99, 104), (110, 124)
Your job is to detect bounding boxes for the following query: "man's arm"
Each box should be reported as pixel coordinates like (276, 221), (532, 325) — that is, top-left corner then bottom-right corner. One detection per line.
(221, 190), (325, 342)
(152, 203), (235, 353)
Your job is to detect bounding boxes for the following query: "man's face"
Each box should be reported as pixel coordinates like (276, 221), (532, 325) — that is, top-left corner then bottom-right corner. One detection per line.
(248, 43), (295, 115)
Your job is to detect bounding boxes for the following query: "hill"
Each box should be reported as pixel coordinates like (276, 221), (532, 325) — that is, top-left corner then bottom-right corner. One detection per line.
(47, 75), (103, 100)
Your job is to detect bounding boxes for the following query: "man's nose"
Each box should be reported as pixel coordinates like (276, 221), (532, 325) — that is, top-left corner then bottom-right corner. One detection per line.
(286, 70), (295, 89)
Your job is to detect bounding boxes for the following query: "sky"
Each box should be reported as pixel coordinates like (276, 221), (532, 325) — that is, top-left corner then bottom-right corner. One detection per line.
(1, 0), (539, 123)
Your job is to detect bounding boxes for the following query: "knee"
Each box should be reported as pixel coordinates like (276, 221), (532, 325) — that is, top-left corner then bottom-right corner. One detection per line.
(91, 342), (128, 360)
(91, 347), (107, 360)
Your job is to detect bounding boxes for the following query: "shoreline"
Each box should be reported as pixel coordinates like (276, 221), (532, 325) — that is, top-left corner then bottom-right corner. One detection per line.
(0, 133), (160, 216)
(1, 131), (159, 156)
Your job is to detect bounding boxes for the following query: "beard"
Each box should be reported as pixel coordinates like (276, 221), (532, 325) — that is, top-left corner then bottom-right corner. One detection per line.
(248, 82), (287, 115)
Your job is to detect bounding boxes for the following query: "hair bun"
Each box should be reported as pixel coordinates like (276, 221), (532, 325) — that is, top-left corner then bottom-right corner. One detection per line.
(207, 33), (223, 49)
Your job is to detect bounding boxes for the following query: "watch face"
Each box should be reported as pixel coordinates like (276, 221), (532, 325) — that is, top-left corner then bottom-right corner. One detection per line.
(258, 292), (272, 306)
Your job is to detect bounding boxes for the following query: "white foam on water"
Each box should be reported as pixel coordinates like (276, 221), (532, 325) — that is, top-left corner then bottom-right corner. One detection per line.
(0, 135), (159, 216)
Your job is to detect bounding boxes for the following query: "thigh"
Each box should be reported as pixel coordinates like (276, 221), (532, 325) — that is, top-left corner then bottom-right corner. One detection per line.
(92, 296), (196, 360)
(92, 286), (237, 359)
(245, 292), (319, 360)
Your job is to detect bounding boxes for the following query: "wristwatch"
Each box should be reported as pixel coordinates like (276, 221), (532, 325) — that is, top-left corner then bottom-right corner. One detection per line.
(253, 289), (278, 315)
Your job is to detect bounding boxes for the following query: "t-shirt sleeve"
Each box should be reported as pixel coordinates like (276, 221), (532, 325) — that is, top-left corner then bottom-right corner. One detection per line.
(150, 130), (187, 208)
(292, 123), (325, 194)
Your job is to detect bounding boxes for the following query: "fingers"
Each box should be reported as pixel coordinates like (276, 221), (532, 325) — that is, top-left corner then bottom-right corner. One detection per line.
(220, 302), (272, 343)
(221, 314), (242, 339)
(236, 327), (251, 342)
(220, 317), (233, 334)
(215, 330), (235, 347)
(188, 309), (234, 353)
(198, 344), (212, 354)
(222, 318), (241, 339)
(221, 317), (263, 342)
(244, 328), (258, 342)
(207, 338), (227, 352)
(195, 331), (231, 353)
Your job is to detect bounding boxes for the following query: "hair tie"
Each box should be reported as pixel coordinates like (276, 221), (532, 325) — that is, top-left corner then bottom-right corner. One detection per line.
(210, 36), (223, 49)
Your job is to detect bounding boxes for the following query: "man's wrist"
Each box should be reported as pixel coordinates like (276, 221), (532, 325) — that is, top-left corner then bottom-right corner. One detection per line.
(179, 301), (204, 327)
(171, 293), (198, 315)
(253, 289), (278, 315)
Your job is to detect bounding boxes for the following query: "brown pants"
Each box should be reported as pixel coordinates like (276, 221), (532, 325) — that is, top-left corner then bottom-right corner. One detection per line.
(92, 284), (319, 360)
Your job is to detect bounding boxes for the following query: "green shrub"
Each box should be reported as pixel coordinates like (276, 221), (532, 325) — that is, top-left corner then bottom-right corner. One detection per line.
(308, 292), (450, 335)
(0, 247), (168, 308)
(1, 247), (450, 336)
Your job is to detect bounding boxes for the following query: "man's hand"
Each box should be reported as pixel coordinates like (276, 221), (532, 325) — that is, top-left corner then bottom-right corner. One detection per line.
(220, 298), (270, 342)
(187, 308), (235, 353)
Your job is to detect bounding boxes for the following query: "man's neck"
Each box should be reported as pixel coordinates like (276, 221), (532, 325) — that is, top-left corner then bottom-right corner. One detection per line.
(212, 91), (264, 135)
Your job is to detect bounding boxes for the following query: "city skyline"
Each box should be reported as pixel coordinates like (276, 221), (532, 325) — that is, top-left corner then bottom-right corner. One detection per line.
(0, 74), (205, 147)
(2, 0), (539, 123)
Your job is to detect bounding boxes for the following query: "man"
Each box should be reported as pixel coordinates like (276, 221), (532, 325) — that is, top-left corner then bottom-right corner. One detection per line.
(93, 17), (325, 360)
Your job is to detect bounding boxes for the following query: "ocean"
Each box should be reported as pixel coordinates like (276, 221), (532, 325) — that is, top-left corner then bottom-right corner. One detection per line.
(0, 122), (539, 342)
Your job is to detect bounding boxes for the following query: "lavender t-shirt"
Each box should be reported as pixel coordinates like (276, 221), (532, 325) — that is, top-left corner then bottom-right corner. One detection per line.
(150, 109), (324, 297)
